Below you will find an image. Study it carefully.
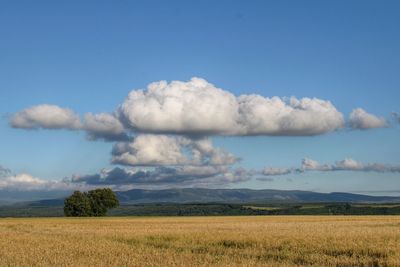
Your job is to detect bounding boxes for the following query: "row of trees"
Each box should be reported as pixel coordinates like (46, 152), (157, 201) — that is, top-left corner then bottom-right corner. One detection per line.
(64, 188), (119, 217)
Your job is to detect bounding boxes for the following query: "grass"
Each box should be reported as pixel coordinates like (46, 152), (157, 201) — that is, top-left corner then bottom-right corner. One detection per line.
(1, 216), (400, 266)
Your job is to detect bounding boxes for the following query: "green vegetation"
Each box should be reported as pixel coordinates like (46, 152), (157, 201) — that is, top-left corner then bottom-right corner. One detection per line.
(63, 188), (119, 217)
(244, 202), (400, 215)
(1, 202), (400, 217)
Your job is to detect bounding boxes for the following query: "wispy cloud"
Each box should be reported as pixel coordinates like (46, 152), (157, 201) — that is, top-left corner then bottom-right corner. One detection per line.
(261, 167), (292, 176)
(301, 158), (400, 173)
(258, 158), (400, 180)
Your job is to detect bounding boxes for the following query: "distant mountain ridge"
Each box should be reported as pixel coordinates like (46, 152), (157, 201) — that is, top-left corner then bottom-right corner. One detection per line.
(22, 188), (400, 207)
(116, 188), (400, 204)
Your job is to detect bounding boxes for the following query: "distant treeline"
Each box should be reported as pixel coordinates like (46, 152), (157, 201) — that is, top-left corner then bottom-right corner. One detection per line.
(1, 203), (400, 217)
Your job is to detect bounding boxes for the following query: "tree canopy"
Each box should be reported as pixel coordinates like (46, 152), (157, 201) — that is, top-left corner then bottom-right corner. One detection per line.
(64, 188), (119, 217)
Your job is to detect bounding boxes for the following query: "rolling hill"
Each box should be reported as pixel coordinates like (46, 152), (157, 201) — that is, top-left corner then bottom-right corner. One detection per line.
(20, 188), (400, 207)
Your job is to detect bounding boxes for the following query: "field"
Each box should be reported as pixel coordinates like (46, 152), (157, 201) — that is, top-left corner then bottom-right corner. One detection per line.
(1, 216), (400, 266)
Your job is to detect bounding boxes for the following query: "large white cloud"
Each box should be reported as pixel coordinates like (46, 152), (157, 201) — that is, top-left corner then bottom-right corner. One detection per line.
(349, 108), (388, 130)
(13, 79), (392, 138)
(10, 104), (82, 130)
(118, 78), (239, 135)
(11, 78), (394, 139)
(118, 77), (345, 136)
(111, 134), (239, 167)
(237, 95), (345, 135)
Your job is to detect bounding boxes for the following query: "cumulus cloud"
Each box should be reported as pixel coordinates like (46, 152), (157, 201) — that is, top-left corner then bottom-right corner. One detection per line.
(348, 108), (388, 130)
(82, 112), (130, 141)
(118, 77), (344, 136)
(11, 79), (393, 139)
(218, 167), (255, 184)
(238, 95), (344, 136)
(301, 158), (333, 171)
(10, 105), (131, 141)
(71, 165), (251, 187)
(262, 167), (292, 176)
(111, 135), (191, 166)
(190, 138), (239, 166)
(8, 78), (394, 190)
(10, 104), (82, 130)
(111, 134), (239, 167)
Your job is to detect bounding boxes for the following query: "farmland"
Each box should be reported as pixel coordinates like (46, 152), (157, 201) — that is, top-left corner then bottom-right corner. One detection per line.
(1, 216), (400, 266)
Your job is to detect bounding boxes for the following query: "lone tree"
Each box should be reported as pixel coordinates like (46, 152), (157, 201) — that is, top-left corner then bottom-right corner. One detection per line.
(64, 188), (119, 217)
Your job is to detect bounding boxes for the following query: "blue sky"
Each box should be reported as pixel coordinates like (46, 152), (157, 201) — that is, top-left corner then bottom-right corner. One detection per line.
(1, 0), (399, 196)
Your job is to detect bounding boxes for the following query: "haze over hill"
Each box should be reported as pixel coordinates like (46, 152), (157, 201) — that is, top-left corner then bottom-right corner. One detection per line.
(11, 188), (399, 207)
(115, 188), (400, 204)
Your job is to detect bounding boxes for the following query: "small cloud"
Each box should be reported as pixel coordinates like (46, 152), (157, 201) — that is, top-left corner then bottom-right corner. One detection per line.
(348, 108), (388, 130)
(302, 158), (332, 171)
(9, 104), (82, 130)
(83, 112), (130, 142)
(262, 167), (291, 176)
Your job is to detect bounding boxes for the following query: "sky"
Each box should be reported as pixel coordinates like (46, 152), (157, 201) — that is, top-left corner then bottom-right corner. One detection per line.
(1, 0), (400, 200)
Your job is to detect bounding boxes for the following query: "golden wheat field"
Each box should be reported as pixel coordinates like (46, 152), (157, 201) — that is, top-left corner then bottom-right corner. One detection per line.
(1, 216), (400, 267)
